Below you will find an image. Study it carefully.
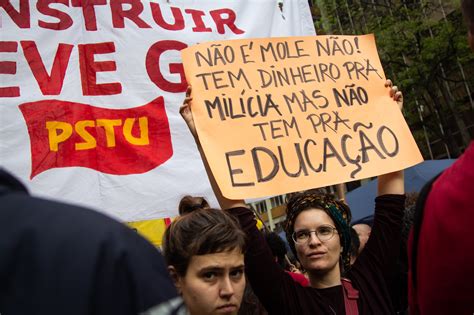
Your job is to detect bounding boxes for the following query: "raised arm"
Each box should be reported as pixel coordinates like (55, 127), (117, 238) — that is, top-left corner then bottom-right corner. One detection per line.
(350, 80), (407, 295)
(378, 80), (405, 196)
(179, 86), (247, 210)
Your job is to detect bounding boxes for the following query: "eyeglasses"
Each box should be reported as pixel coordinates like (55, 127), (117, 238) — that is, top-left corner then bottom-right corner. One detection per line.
(292, 225), (337, 244)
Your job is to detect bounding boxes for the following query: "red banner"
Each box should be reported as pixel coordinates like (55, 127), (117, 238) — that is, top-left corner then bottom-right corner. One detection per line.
(19, 97), (173, 178)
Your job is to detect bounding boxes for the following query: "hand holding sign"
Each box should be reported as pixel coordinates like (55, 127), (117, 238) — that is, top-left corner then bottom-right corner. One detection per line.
(180, 86), (198, 140)
(180, 84), (247, 210)
(385, 80), (403, 110)
(181, 35), (423, 200)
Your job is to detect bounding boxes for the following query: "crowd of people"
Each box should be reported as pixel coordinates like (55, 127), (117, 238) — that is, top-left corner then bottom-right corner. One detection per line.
(1, 0), (473, 314)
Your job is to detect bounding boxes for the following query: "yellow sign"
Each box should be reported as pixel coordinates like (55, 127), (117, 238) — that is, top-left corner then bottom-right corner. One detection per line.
(182, 35), (423, 199)
(126, 218), (171, 247)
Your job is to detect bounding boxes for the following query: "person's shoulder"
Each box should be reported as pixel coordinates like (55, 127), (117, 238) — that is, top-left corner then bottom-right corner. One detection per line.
(3, 192), (124, 232)
(0, 169), (121, 230)
(1, 186), (151, 258)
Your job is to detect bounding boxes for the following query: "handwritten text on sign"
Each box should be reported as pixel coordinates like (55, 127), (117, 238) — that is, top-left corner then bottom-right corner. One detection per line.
(182, 35), (423, 199)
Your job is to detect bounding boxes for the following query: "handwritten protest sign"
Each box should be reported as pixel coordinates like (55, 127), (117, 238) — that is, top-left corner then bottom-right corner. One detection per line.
(182, 34), (423, 199)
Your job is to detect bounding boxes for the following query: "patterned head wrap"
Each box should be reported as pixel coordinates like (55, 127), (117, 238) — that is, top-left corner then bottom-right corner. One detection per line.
(284, 191), (353, 273)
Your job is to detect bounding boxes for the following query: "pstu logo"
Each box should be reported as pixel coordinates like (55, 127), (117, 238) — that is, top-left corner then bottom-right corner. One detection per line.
(19, 97), (173, 178)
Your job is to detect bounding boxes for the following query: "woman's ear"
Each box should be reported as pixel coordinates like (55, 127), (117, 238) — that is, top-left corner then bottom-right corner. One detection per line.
(168, 266), (182, 293)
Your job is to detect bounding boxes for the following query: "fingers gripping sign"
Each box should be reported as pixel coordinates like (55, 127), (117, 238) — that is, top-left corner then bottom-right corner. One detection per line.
(385, 79), (403, 110)
(180, 85), (198, 140)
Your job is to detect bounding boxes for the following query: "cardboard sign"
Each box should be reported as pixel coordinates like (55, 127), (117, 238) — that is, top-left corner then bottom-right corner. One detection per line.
(182, 34), (423, 199)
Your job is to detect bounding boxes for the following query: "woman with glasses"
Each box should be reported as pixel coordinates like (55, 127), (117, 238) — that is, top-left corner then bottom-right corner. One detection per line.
(180, 80), (405, 314)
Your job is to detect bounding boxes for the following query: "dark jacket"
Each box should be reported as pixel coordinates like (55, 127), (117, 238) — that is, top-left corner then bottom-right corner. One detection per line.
(0, 169), (179, 315)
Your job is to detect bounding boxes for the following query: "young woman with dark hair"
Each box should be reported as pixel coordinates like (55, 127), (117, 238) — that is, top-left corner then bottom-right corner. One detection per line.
(162, 207), (246, 315)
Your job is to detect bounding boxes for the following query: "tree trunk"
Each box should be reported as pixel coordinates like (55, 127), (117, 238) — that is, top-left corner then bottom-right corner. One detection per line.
(425, 87), (462, 157)
(436, 76), (472, 149)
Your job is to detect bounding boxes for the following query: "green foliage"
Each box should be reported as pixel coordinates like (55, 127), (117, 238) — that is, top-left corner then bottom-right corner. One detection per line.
(312, 0), (474, 157)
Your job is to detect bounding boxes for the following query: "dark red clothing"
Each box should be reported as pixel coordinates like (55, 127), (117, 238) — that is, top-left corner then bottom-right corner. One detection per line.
(229, 194), (405, 315)
(408, 142), (474, 314)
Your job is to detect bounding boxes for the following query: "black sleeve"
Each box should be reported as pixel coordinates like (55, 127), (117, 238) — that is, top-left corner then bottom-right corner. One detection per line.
(227, 207), (292, 313)
(351, 194), (405, 287)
